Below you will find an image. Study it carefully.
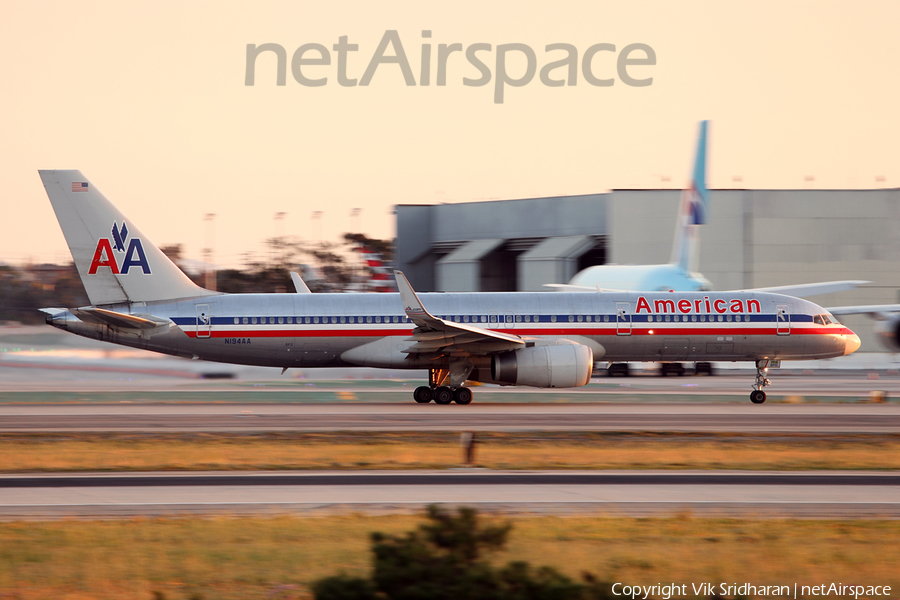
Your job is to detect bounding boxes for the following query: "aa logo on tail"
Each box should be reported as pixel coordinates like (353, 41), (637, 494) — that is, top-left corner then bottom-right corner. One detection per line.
(88, 222), (151, 274)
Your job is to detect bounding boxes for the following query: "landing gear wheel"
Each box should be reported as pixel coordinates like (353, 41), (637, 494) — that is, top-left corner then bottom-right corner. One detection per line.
(607, 363), (630, 377)
(433, 386), (454, 405)
(750, 390), (767, 404)
(453, 387), (473, 405)
(661, 363), (685, 377)
(413, 386), (434, 404)
(694, 362), (714, 376)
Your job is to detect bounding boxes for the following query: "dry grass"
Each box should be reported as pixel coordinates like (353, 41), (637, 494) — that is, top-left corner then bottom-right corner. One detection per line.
(0, 514), (898, 599)
(2, 433), (900, 472)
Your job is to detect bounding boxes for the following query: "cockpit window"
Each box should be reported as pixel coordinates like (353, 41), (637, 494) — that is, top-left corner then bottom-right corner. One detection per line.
(813, 315), (824, 326)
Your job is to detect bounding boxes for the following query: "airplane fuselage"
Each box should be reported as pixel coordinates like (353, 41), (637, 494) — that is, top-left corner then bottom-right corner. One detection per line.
(46, 290), (857, 371)
(568, 263), (712, 292)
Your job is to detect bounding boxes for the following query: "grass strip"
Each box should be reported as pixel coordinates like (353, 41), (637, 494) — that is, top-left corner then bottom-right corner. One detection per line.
(1, 514), (898, 600)
(2, 432), (900, 472)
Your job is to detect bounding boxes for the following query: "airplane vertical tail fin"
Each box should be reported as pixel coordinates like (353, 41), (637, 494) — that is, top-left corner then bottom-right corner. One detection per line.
(669, 120), (709, 273)
(39, 170), (219, 306)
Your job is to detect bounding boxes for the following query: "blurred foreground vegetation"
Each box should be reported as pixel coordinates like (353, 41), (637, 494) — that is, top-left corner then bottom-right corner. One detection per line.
(312, 505), (615, 600)
(1, 512), (898, 600)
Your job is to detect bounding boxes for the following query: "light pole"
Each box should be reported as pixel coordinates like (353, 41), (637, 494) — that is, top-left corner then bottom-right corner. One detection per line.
(203, 213), (216, 291)
(311, 211), (323, 244)
(274, 211), (286, 265)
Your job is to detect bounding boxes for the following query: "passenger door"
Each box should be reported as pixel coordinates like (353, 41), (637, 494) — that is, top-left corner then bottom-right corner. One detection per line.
(776, 305), (790, 335)
(616, 302), (631, 336)
(196, 304), (211, 339)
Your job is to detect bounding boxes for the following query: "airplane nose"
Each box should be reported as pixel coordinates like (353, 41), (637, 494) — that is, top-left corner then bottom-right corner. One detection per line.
(844, 332), (861, 355)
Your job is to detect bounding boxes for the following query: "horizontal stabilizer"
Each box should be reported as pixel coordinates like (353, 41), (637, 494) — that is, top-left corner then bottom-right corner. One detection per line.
(70, 307), (172, 331)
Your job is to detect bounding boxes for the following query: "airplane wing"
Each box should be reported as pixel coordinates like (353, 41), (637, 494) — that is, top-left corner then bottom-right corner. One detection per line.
(747, 280), (870, 298)
(546, 280), (868, 298)
(826, 304), (900, 319)
(394, 270), (525, 356)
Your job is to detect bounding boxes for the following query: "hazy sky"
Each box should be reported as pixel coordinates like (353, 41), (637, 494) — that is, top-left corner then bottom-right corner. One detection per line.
(1, 1), (898, 267)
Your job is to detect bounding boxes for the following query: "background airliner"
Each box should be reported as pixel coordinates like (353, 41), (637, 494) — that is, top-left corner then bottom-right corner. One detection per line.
(552, 121), (865, 298)
(38, 170), (860, 405)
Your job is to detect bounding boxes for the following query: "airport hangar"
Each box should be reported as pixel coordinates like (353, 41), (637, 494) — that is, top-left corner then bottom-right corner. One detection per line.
(396, 188), (900, 353)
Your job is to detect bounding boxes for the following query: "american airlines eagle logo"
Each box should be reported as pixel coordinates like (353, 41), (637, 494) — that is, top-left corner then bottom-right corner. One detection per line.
(88, 221), (151, 275)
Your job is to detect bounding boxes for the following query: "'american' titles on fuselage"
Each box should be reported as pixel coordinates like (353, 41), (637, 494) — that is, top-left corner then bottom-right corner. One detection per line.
(636, 296), (759, 315)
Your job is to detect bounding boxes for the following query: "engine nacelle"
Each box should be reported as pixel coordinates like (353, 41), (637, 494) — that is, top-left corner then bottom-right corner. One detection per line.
(491, 343), (593, 388)
(874, 315), (900, 352)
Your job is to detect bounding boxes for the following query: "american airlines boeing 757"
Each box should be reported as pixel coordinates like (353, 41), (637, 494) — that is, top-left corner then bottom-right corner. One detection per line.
(38, 170), (860, 405)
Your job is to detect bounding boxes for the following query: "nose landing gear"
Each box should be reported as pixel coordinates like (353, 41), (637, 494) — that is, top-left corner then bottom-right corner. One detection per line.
(750, 359), (772, 404)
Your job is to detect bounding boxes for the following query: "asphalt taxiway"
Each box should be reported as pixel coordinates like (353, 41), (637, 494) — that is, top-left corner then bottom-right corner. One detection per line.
(2, 402), (899, 433)
(2, 470), (897, 518)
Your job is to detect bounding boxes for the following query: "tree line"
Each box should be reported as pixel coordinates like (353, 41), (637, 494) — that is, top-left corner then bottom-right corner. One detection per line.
(0, 234), (393, 324)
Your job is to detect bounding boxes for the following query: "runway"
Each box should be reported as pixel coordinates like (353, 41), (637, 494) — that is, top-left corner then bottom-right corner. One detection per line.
(3, 402), (900, 433)
(2, 471), (897, 518)
(3, 371), (900, 398)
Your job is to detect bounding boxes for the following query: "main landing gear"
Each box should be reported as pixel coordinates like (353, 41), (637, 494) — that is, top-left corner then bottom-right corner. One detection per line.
(660, 362), (686, 376)
(750, 359), (772, 404)
(607, 362), (714, 377)
(413, 367), (474, 405)
(607, 363), (630, 377)
(413, 385), (473, 405)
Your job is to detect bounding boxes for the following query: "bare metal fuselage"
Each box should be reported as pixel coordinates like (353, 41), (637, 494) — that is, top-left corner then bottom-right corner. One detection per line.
(46, 290), (856, 371)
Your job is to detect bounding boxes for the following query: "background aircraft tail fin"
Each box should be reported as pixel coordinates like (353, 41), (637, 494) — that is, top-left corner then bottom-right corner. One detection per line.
(669, 120), (709, 273)
(39, 170), (218, 306)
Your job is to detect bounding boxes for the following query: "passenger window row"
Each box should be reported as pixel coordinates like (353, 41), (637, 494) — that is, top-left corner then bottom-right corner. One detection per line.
(222, 313), (771, 325)
(231, 316), (407, 325)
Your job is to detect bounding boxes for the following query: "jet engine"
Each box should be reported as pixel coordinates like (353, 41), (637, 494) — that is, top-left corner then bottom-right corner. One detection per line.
(874, 316), (900, 352)
(491, 343), (593, 388)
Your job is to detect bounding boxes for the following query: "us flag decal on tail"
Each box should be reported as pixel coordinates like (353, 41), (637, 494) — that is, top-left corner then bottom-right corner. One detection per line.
(72, 182), (89, 192)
